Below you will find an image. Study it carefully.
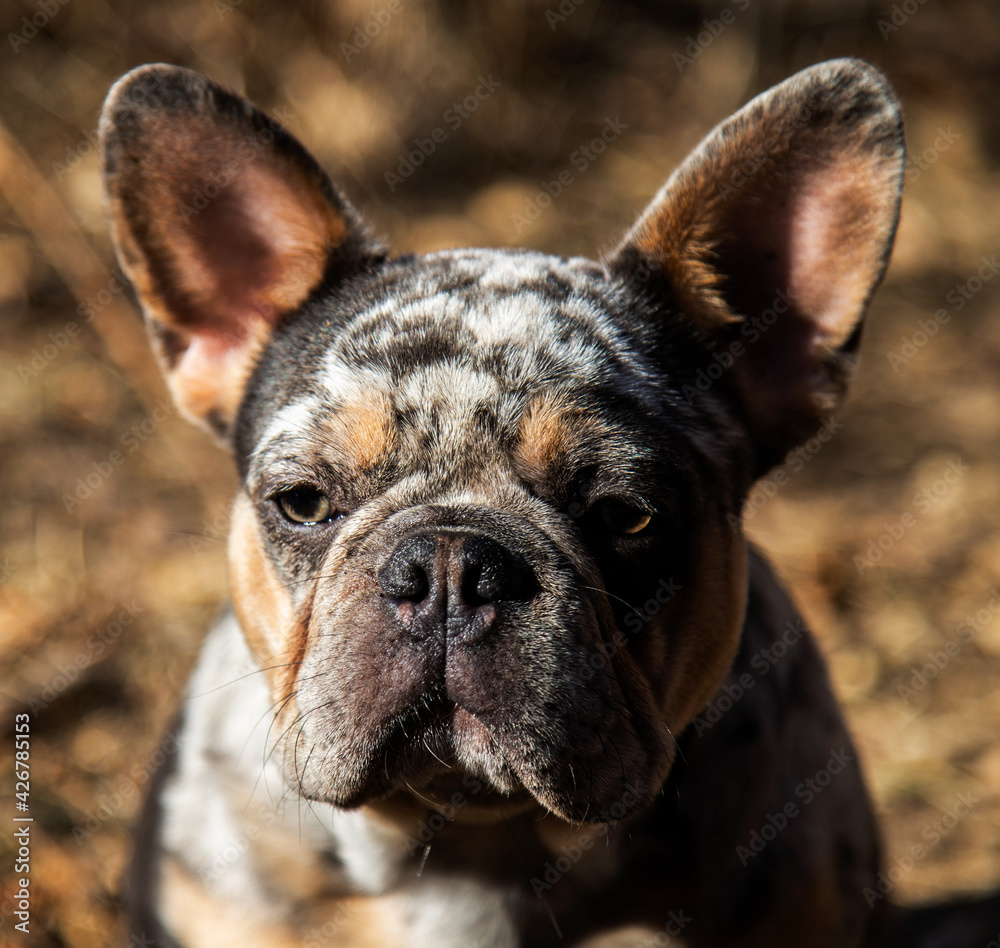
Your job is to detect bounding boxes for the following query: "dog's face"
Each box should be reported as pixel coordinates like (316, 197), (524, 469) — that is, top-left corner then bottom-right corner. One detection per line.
(227, 248), (750, 822)
(100, 61), (903, 823)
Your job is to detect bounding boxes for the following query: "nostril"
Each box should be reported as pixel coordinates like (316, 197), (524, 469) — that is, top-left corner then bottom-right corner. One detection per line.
(460, 536), (534, 605)
(378, 535), (436, 602)
(387, 561), (429, 602)
(460, 561), (491, 607)
(464, 561), (516, 605)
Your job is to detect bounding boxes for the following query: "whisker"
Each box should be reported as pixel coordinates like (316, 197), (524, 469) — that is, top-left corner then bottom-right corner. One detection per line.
(578, 583), (643, 622)
(191, 661), (303, 698)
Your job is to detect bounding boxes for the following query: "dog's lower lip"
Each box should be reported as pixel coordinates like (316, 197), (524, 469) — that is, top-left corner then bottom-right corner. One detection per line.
(450, 704), (494, 745)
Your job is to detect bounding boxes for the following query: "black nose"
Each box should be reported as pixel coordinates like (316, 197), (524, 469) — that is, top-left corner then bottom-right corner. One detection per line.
(460, 534), (534, 604)
(378, 534), (437, 603)
(378, 532), (535, 635)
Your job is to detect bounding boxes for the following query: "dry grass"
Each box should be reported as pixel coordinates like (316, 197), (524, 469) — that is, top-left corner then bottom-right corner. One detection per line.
(1, 1), (999, 944)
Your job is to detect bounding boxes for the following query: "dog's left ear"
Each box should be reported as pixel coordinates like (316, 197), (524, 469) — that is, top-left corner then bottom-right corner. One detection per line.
(100, 64), (383, 439)
(610, 59), (904, 472)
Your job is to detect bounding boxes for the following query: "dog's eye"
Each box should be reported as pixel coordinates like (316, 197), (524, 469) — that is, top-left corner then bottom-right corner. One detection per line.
(596, 500), (653, 536)
(276, 488), (335, 525)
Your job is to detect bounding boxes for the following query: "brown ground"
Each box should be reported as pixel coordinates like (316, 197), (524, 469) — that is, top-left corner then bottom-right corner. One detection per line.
(1, 1), (1000, 945)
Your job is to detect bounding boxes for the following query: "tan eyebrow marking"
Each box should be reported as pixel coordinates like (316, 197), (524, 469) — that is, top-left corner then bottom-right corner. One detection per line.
(323, 392), (397, 470)
(514, 394), (583, 479)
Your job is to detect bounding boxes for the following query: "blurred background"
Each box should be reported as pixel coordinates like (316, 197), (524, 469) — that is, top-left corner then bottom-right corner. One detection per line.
(1, 0), (1000, 944)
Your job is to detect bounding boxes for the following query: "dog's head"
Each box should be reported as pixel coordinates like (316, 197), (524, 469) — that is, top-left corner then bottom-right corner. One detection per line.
(100, 61), (903, 823)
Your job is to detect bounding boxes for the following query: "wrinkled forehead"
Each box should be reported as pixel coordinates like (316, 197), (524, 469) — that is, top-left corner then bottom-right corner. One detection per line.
(242, 249), (657, 484)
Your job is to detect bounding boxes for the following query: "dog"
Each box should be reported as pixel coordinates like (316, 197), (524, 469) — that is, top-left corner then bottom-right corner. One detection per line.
(99, 58), (1000, 947)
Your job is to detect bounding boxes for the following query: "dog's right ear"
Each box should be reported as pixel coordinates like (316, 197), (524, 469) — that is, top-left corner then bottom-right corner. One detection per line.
(100, 64), (383, 440)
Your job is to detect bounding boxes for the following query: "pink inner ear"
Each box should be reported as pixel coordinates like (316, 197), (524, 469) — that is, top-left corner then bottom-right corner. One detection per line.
(181, 183), (280, 324)
(787, 164), (874, 345)
(238, 166), (338, 311)
(244, 166), (337, 254)
(171, 322), (268, 423)
(179, 166), (334, 330)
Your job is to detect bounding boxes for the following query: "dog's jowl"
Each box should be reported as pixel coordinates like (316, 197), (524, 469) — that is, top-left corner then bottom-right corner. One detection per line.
(100, 59), (999, 946)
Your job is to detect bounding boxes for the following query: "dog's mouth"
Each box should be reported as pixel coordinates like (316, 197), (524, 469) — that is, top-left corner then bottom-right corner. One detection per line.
(354, 690), (535, 812)
(285, 654), (676, 825)
(280, 686), (538, 820)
